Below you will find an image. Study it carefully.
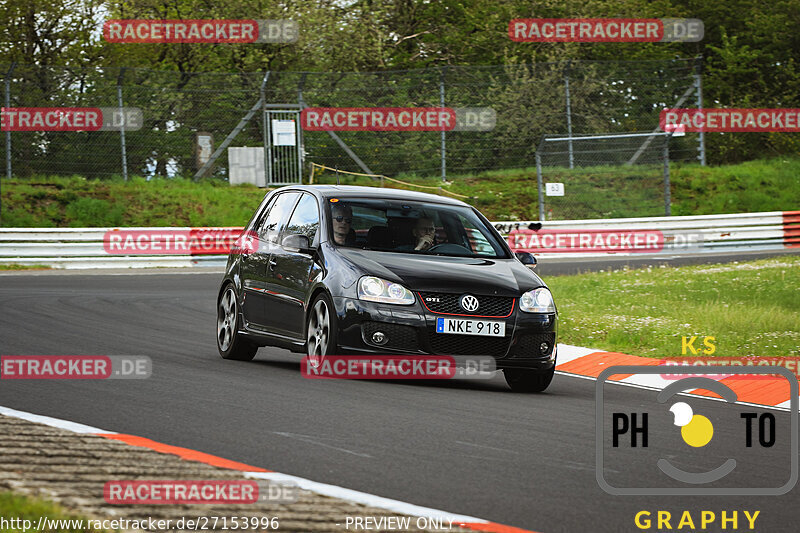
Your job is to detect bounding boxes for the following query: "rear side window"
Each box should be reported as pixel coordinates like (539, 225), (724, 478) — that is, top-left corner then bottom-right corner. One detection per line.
(247, 194), (275, 233)
(284, 194), (320, 243)
(258, 192), (300, 244)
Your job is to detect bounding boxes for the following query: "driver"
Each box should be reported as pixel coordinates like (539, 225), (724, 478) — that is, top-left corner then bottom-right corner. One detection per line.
(331, 203), (355, 246)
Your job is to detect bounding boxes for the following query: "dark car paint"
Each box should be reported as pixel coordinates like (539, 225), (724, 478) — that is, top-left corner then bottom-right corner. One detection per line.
(219, 185), (557, 369)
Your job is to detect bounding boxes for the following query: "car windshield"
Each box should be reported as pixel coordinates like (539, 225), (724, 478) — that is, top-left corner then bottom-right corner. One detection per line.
(326, 198), (508, 258)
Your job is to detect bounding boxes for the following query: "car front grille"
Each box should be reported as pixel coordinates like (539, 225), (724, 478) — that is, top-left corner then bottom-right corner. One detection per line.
(427, 329), (513, 357)
(418, 292), (514, 317)
(507, 332), (556, 359)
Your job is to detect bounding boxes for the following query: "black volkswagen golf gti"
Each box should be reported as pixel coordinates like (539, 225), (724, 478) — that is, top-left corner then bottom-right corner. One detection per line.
(216, 185), (558, 392)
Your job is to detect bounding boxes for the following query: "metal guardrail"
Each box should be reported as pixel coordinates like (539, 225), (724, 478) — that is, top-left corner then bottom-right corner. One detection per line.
(496, 210), (800, 257)
(0, 211), (797, 269)
(0, 227), (239, 269)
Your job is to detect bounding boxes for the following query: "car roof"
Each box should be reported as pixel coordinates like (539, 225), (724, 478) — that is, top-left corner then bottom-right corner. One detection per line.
(271, 184), (470, 207)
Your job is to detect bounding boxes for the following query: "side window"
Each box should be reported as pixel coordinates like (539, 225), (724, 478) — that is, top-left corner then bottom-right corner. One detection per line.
(257, 192), (300, 244)
(284, 194), (320, 243)
(247, 194), (275, 232)
(457, 213), (495, 255)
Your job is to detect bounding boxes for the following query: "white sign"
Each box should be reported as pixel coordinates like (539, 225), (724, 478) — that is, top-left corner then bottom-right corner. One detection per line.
(196, 134), (213, 166)
(229, 147), (265, 187)
(272, 120), (296, 146)
(545, 183), (565, 196)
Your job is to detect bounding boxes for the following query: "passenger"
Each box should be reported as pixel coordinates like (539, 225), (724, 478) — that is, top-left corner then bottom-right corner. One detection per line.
(400, 217), (436, 251)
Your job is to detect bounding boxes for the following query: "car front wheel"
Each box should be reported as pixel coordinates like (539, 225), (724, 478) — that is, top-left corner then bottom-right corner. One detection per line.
(217, 285), (258, 361)
(503, 367), (554, 393)
(306, 293), (339, 368)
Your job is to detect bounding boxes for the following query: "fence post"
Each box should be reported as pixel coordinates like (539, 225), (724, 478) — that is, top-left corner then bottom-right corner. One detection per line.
(440, 66), (447, 182)
(260, 71), (271, 185)
(694, 56), (706, 166)
(536, 151), (545, 221)
(564, 61), (574, 169)
(4, 62), (16, 181)
(297, 73), (307, 185)
(663, 134), (672, 216)
(116, 68), (128, 181)
(2, 62), (16, 225)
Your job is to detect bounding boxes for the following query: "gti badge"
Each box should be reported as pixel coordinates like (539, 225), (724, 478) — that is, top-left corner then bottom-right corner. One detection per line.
(460, 294), (479, 312)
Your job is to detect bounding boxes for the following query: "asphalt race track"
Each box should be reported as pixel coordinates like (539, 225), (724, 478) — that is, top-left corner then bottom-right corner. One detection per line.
(1, 252), (798, 532)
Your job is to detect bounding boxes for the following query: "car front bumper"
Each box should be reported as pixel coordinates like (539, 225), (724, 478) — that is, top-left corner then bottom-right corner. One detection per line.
(332, 296), (557, 371)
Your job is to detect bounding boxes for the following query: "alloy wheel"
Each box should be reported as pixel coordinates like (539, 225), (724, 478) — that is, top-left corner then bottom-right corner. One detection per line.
(306, 298), (330, 367)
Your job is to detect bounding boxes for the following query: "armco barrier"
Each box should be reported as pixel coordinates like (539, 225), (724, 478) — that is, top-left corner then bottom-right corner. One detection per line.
(0, 211), (797, 269)
(497, 210), (800, 258)
(0, 227), (243, 269)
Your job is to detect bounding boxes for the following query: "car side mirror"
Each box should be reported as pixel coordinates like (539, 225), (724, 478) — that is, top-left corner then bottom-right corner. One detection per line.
(281, 234), (312, 254)
(515, 251), (537, 268)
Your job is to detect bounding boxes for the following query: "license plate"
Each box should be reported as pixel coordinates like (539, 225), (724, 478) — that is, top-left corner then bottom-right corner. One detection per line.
(436, 317), (505, 337)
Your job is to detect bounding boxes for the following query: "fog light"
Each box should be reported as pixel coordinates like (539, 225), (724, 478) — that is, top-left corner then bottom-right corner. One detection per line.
(372, 331), (388, 345)
(540, 342), (550, 355)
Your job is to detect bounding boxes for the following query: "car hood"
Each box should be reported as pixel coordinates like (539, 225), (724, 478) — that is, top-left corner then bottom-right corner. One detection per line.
(338, 249), (545, 296)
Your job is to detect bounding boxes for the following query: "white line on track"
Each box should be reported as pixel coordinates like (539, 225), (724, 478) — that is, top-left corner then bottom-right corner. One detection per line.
(554, 371), (798, 412)
(0, 404), (497, 530)
(0, 405), (116, 434)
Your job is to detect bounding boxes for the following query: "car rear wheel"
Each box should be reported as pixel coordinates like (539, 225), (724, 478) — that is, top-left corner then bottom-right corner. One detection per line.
(217, 285), (258, 361)
(503, 367), (554, 393)
(306, 293), (339, 368)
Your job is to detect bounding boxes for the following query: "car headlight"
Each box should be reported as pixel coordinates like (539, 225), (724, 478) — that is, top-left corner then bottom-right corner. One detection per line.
(519, 288), (555, 313)
(358, 276), (415, 305)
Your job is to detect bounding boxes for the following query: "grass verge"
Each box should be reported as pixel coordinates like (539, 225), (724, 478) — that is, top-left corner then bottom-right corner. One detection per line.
(547, 256), (800, 358)
(1, 157), (798, 227)
(0, 264), (52, 271)
(0, 491), (105, 532)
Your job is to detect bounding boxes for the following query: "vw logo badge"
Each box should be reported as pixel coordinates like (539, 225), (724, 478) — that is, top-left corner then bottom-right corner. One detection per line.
(460, 294), (480, 312)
